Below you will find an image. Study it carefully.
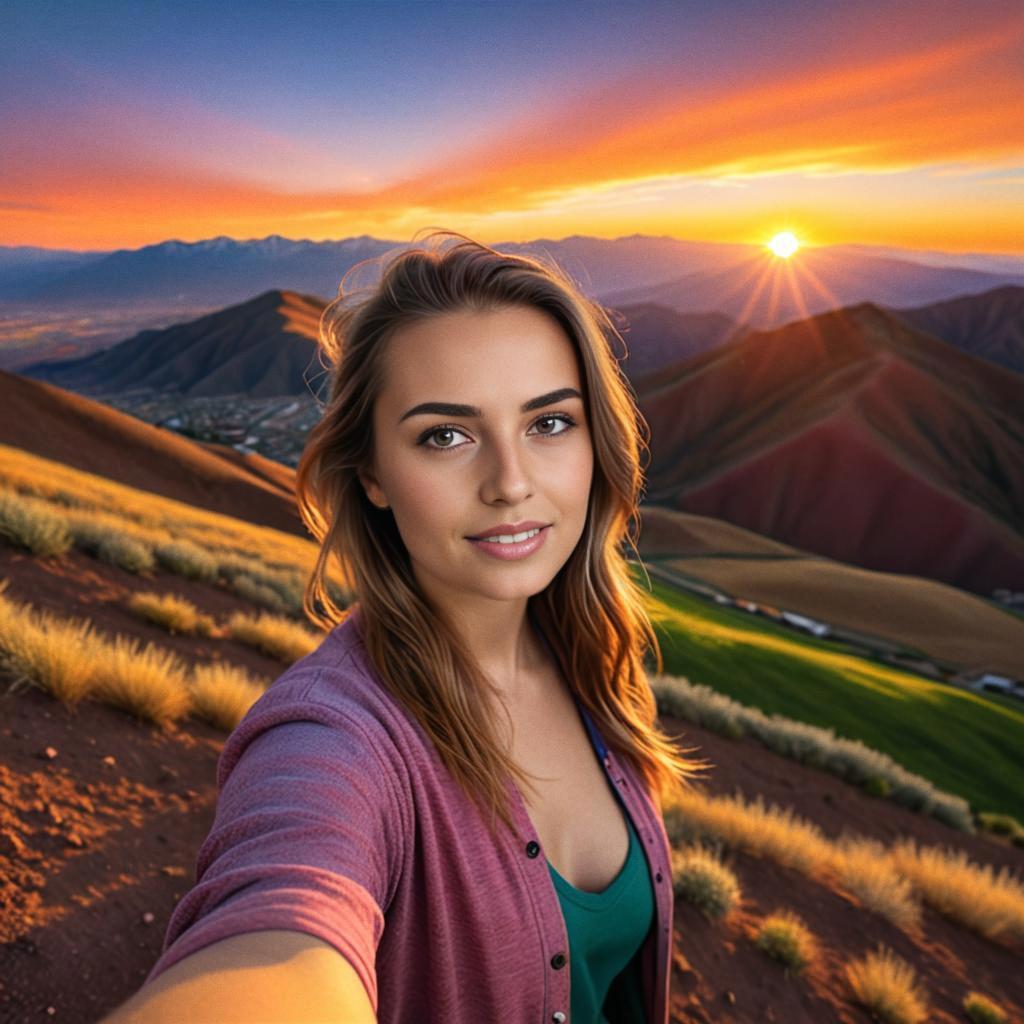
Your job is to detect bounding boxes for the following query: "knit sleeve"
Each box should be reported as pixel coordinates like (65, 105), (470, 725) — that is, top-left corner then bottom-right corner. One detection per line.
(143, 694), (407, 1016)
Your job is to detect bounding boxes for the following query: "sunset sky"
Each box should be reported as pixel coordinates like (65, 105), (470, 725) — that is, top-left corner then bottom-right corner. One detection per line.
(2, 0), (1023, 254)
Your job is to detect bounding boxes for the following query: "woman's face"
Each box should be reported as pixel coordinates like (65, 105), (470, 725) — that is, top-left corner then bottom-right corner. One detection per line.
(359, 303), (594, 615)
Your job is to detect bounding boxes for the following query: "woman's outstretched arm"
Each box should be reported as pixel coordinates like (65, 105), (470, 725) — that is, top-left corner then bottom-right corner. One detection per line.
(98, 929), (377, 1024)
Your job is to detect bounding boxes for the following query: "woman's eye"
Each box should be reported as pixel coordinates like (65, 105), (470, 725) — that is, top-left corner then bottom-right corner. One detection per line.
(421, 425), (471, 451)
(418, 413), (577, 452)
(530, 414), (576, 437)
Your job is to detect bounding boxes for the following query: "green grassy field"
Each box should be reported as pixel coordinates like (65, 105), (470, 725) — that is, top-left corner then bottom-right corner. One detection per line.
(640, 574), (1024, 822)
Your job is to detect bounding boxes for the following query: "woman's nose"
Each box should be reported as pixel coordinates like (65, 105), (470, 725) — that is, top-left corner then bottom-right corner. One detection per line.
(478, 435), (533, 505)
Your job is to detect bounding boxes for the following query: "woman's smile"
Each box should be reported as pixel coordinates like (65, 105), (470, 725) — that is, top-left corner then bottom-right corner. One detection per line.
(467, 523), (552, 560)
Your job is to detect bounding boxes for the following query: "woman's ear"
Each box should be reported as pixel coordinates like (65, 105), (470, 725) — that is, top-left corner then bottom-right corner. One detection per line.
(357, 463), (389, 509)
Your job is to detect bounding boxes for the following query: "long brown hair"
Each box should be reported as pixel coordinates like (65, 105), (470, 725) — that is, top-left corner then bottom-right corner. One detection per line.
(295, 228), (708, 842)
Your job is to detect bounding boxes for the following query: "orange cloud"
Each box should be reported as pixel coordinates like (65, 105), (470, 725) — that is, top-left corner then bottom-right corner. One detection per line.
(3, 14), (1023, 251)
(384, 17), (1024, 208)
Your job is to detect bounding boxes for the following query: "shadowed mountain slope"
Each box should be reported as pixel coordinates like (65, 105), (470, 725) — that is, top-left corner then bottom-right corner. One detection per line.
(887, 284), (1024, 376)
(634, 303), (1024, 597)
(20, 289), (326, 398)
(608, 303), (741, 380)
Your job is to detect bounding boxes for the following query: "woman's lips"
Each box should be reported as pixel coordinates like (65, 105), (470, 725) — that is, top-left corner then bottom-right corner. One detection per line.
(466, 524), (551, 561)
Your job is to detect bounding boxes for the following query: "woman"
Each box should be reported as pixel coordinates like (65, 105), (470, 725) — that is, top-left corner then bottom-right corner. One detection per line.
(101, 230), (706, 1024)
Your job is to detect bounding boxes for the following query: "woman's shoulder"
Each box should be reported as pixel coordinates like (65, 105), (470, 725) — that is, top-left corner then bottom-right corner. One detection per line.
(218, 607), (409, 785)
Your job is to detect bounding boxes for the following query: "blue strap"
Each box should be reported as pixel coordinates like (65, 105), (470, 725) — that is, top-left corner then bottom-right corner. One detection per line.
(574, 696), (609, 762)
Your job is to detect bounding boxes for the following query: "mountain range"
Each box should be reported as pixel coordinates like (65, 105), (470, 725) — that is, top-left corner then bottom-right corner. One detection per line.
(2, 233), (1021, 335)
(9, 280), (1024, 597)
(18, 284), (1024, 399)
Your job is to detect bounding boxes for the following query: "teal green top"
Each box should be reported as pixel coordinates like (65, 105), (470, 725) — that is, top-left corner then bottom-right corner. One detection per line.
(546, 810), (654, 1023)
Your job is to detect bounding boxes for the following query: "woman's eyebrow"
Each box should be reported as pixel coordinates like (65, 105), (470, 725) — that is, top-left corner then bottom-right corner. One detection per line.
(398, 387), (582, 424)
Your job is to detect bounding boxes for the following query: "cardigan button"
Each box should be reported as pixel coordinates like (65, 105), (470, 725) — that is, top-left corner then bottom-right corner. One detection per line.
(656, 871), (663, 883)
(552, 1013), (567, 1023)
(525, 840), (540, 858)
(551, 951), (567, 970)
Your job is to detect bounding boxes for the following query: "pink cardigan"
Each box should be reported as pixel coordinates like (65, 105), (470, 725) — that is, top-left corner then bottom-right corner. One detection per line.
(146, 606), (674, 1022)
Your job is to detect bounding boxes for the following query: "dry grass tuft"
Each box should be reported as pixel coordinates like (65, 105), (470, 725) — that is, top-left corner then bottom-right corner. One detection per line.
(844, 945), (929, 1024)
(963, 990), (1008, 1024)
(665, 786), (833, 875)
(671, 843), (741, 919)
(0, 583), (238, 730)
(0, 586), (100, 703)
(188, 661), (269, 732)
(829, 835), (921, 932)
(0, 488), (73, 557)
(128, 591), (217, 637)
(753, 909), (819, 973)
(226, 609), (322, 663)
(90, 633), (192, 727)
(887, 837), (1024, 945)
(663, 785), (1024, 947)
(154, 540), (220, 582)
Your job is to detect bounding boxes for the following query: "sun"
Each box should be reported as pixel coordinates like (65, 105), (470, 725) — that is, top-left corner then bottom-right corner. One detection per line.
(768, 231), (800, 258)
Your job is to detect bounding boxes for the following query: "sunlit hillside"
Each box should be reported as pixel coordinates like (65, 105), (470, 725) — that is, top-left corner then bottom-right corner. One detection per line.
(636, 505), (1024, 679)
(642, 575), (1024, 822)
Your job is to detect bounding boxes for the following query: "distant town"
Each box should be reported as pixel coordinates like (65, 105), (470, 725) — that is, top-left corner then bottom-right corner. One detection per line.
(99, 388), (322, 467)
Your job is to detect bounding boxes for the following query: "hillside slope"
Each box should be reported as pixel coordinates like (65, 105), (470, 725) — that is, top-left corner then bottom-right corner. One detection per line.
(0, 370), (304, 537)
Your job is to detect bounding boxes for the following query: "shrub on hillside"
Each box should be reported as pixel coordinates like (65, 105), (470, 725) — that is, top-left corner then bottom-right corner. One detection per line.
(226, 609), (321, 663)
(63, 511), (167, 559)
(887, 837), (1024, 945)
(97, 534), (156, 574)
(844, 945), (929, 1024)
(229, 573), (290, 613)
(963, 991), (1008, 1024)
(666, 788), (832, 876)
(976, 812), (1024, 846)
(652, 675), (975, 833)
(91, 633), (191, 726)
(252, 570), (304, 616)
(927, 793), (975, 832)
(862, 775), (892, 798)
(753, 909), (819, 973)
(128, 592), (216, 636)
(662, 799), (705, 847)
(662, 783), (1023, 948)
(46, 488), (88, 509)
(64, 517), (108, 555)
(0, 587), (100, 703)
(188, 661), (268, 732)
(219, 556), (304, 616)
(155, 540), (219, 583)
(830, 836), (921, 932)
(671, 844), (741, 920)
(0, 489), (73, 557)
